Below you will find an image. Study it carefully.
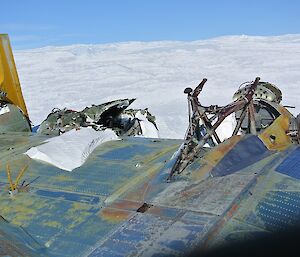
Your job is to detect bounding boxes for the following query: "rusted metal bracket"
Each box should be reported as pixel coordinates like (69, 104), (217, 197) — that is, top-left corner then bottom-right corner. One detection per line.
(167, 77), (260, 181)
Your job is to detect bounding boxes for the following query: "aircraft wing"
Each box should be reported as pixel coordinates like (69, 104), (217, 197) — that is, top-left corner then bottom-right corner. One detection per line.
(0, 129), (300, 256)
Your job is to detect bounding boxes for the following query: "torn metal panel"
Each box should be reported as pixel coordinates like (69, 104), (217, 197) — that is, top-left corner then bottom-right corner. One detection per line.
(37, 98), (159, 138)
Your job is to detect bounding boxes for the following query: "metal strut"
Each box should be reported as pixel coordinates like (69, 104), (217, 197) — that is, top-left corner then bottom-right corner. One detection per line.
(167, 77), (260, 181)
(6, 162), (30, 194)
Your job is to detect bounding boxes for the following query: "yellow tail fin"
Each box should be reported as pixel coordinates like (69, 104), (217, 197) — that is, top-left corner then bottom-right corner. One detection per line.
(0, 34), (29, 118)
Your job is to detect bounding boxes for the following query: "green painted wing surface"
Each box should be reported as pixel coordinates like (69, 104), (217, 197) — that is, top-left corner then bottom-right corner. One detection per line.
(0, 133), (300, 256)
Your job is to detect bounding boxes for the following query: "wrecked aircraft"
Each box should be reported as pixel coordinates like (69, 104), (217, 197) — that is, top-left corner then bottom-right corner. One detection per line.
(168, 77), (298, 179)
(0, 34), (300, 257)
(37, 99), (158, 137)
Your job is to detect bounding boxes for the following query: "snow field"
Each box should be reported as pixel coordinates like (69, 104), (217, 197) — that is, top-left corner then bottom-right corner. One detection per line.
(15, 34), (300, 139)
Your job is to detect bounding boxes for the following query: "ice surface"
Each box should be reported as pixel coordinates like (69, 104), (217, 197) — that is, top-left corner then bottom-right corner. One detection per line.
(14, 34), (300, 139)
(25, 127), (119, 171)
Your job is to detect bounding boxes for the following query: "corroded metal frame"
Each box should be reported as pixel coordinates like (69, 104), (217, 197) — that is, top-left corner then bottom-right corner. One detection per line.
(168, 77), (261, 180)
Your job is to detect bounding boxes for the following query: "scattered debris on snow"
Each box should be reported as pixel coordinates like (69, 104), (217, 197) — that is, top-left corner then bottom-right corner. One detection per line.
(37, 98), (159, 138)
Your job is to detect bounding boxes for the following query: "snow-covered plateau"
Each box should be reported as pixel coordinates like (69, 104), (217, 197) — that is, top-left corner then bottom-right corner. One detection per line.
(15, 34), (300, 139)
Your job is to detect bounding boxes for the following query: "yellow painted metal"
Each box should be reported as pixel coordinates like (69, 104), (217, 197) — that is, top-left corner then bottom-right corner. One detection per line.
(259, 113), (292, 151)
(0, 34), (29, 117)
(277, 104), (292, 116)
(14, 164), (29, 189)
(192, 135), (241, 180)
(5, 162), (29, 191)
(6, 163), (14, 191)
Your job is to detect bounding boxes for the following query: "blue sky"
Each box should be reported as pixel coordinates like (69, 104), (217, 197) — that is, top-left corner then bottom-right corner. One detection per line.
(1, 0), (300, 49)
